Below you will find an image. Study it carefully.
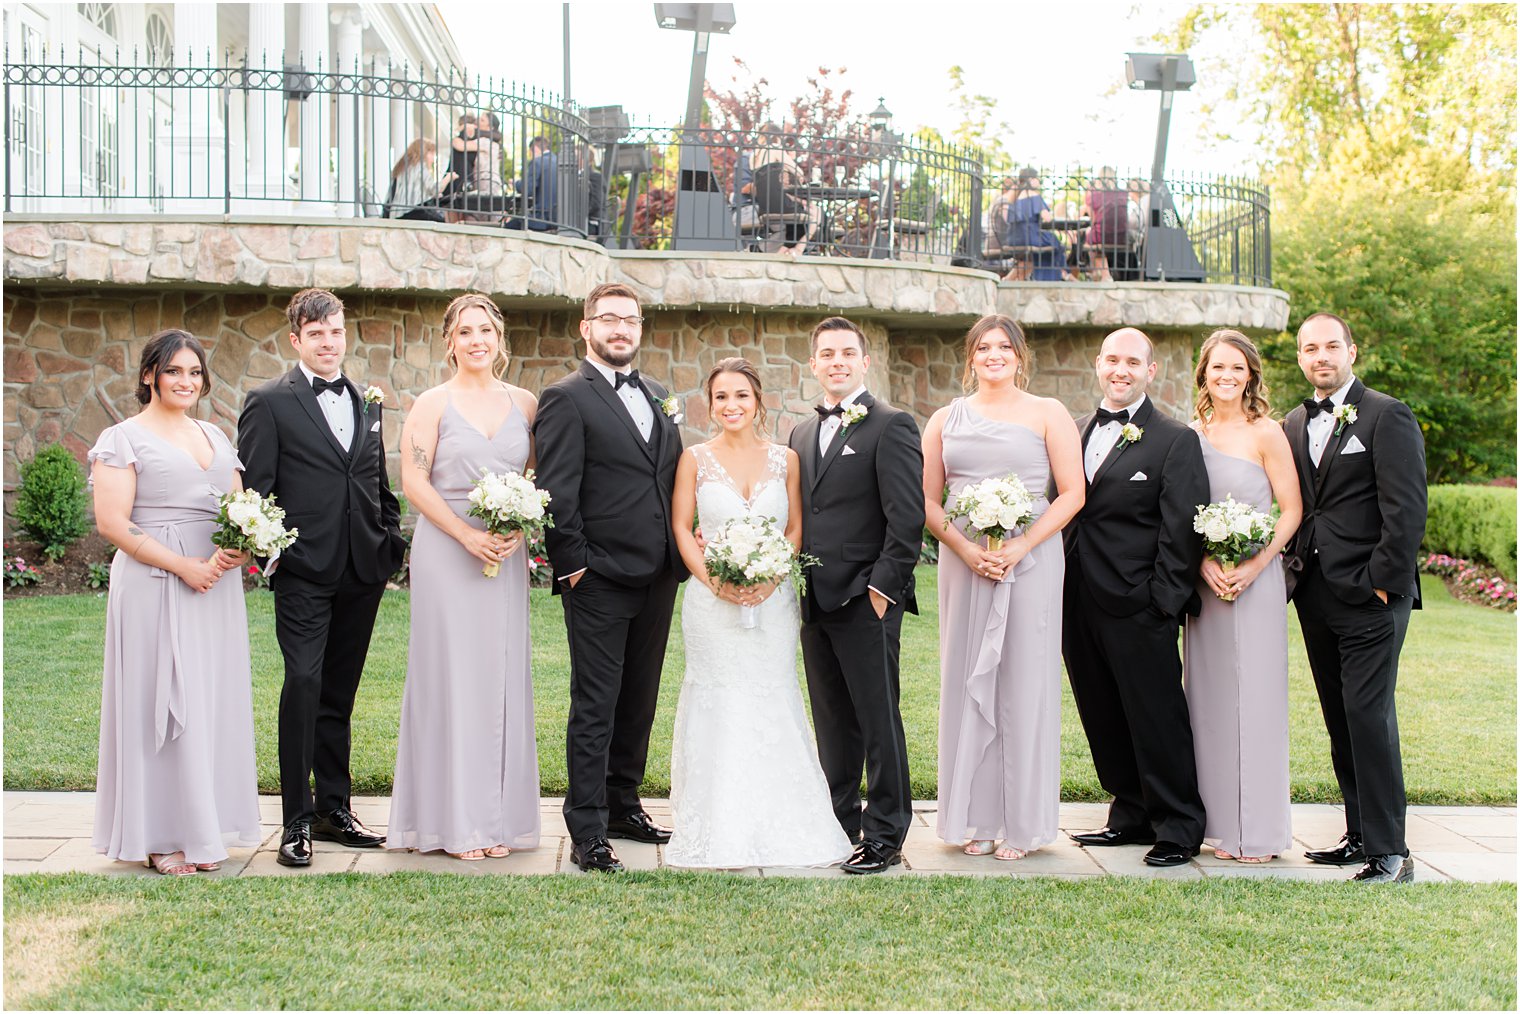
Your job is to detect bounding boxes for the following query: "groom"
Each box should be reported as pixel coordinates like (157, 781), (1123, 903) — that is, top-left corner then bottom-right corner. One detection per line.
(789, 317), (924, 874)
(1062, 326), (1209, 867)
(238, 288), (407, 867)
(1284, 312), (1426, 884)
(533, 282), (686, 873)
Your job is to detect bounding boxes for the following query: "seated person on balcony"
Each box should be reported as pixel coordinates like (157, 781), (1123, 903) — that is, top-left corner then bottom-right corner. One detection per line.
(449, 112), (506, 224)
(507, 135), (558, 231)
(1127, 177), (1149, 255)
(750, 123), (819, 259)
(995, 168), (1068, 281)
(1083, 166), (1133, 282)
(385, 139), (446, 222)
(441, 114), (477, 203)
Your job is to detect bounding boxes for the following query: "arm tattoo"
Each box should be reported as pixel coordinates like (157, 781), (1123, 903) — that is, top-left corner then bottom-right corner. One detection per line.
(410, 438), (432, 477)
(127, 526), (144, 537)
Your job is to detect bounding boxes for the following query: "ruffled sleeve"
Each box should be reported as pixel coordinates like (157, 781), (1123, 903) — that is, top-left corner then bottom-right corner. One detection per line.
(86, 424), (141, 486)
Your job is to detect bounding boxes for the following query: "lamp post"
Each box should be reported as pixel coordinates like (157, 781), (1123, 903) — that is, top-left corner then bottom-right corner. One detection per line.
(1124, 52), (1204, 282)
(654, 3), (739, 250)
(867, 98), (900, 260)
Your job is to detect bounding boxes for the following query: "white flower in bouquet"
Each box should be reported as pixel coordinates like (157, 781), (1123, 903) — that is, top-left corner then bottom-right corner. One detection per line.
(212, 489), (299, 558)
(703, 515), (819, 628)
(466, 468), (554, 578)
(944, 473), (1036, 546)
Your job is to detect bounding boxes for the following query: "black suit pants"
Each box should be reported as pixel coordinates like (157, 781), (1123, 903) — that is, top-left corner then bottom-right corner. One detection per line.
(1294, 559), (1410, 856)
(1062, 563), (1205, 846)
(271, 563), (387, 825)
(561, 569), (679, 843)
(799, 594), (912, 848)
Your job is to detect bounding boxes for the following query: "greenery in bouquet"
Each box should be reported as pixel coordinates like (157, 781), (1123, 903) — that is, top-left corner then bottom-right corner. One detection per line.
(703, 515), (819, 595)
(1193, 496), (1275, 565)
(211, 490), (299, 557)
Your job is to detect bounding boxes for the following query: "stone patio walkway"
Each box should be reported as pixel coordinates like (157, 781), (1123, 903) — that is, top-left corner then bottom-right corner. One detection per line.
(5, 793), (1513, 882)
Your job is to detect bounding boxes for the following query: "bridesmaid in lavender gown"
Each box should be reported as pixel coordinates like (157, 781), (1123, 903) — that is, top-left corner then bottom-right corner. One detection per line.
(1183, 329), (1302, 863)
(389, 294), (541, 859)
(89, 330), (261, 875)
(921, 315), (1085, 860)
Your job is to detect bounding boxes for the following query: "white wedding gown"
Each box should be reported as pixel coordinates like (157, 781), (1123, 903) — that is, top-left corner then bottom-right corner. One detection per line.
(665, 443), (854, 869)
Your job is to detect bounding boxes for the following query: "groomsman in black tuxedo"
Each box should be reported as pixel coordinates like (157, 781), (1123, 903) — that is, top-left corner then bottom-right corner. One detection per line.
(238, 289), (408, 867)
(1063, 327), (1209, 867)
(1284, 312), (1426, 884)
(788, 317), (925, 874)
(533, 282), (686, 873)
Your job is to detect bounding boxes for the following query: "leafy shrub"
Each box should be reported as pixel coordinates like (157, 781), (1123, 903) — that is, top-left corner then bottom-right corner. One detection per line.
(1423, 485), (1516, 580)
(85, 561), (111, 590)
(14, 444), (90, 561)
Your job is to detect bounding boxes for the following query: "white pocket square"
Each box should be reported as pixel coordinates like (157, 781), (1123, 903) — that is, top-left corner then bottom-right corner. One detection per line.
(370, 421), (381, 432)
(1341, 435), (1365, 454)
(1129, 471), (1148, 481)
(841, 445), (857, 456)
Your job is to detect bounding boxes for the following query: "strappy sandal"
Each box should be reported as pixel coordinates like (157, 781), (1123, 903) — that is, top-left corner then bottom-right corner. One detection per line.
(962, 840), (997, 856)
(450, 848), (487, 861)
(994, 845), (1028, 861)
(1213, 849), (1238, 861)
(194, 862), (222, 871)
(145, 852), (196, 876)
(483, 845), (511, 858)
(1236, 854), (1275, 864)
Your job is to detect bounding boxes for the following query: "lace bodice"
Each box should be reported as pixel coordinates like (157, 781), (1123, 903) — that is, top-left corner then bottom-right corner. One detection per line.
(692, 442), (790, 532)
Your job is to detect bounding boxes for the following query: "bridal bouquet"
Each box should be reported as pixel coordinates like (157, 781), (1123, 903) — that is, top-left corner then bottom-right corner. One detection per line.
(1193, 496), (1275, 601)
(211, 489), (299, 558)
(466, 468), (554, 578)
(943, 473), (1036, 550)
(703, 515), (819, 628)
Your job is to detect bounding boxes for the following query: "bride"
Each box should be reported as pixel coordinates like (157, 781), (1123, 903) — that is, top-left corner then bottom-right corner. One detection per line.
(666, 358), (854, 869)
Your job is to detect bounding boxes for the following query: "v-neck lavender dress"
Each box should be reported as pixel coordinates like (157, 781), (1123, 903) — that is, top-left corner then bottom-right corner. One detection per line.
(388, 396), (541, 853)
(88, 419), (262, 865)
(1182, 437), (1292, 858)
(935, 398), (1063, 851)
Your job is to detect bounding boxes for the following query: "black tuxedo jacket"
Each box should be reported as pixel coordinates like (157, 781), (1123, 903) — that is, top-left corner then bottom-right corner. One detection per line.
(1064, 398), (1208, 619)
(532, 360), (686, 591)
(237, 367), (406, 585)
(1282, 378), (1426, 606)
(789, 392), (926, 616)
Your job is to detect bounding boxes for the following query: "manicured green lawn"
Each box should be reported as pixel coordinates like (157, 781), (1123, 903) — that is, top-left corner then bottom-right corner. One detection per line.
(4, 571), (1514, 803)
(4, 873), (1514, 1010)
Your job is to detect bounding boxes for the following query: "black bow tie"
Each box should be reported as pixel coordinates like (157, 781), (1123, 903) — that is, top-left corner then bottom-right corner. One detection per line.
(614, 370), (642, 391)
(1303, 397), (1335, 417)
(311, 376), (345, 396)
(815, 403), (845, 419)
(1094, 406), (1129, 425)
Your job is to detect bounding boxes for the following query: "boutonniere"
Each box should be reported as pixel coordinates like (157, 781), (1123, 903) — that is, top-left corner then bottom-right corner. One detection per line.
(651, 392), (683, 425)
(839, 403), (869, 430)
(1333, 403), (1357, 436)
(362, 385), (385, 407)
(1118, 422), (1143, 448)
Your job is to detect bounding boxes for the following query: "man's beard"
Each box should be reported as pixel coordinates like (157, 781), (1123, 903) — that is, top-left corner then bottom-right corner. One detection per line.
(590, 336), (637, 368)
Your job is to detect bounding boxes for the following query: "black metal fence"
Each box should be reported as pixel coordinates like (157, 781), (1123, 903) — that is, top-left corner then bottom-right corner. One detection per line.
(2, 58), (1271, 285)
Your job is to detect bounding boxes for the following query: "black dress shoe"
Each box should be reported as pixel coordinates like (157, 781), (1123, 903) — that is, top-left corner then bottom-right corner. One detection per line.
(1142, 841), (1200, 867)
(1070, 827), (1157, 848)
(842, 839), (903, 875)
(570, 837), (624, 873)
(1304, 832), (1365, 866)
(277, 821), (312, 868)
(311, 807), (385, 848)
(606, 811), (672, 844)
(1352, 854), (1414, 883)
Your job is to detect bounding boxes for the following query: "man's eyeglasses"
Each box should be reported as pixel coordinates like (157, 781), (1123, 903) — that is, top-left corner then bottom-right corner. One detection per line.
(586, 313), (645, 328)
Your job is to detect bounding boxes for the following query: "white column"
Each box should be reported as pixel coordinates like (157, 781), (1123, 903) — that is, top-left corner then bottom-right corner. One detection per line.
(244, 2), (286, 203)
(298, 1), (329, 207)
(332, 8), (363, 217)
(171, 3), (222, 214)
(368, 54), (394, 214)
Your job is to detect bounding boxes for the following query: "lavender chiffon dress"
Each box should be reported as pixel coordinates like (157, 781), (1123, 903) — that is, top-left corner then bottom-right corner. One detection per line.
(1182, 436), (1293, 858)
(388, 396), (541, 853)
(89, 419), (262, 865)
(935, 398), (1063, 851)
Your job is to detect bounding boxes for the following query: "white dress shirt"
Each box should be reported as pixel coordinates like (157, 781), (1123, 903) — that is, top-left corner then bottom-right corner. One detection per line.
(588, 358), (655, 441)
(298, 362), (354, 451)
(1307, 375), (1356, 467)
(818, 384), (867, 457)
(1084, 393), (1146, 481)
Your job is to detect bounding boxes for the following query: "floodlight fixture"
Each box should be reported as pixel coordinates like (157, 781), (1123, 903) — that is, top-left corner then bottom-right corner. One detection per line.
(653, 4), (737, 33)
(1124, 52), (1196, 92)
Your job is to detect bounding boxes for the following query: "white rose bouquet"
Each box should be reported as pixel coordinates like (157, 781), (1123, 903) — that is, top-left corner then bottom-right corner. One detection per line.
(211, 489), (299, 558)
(943, 473), (1036, 550)
(703, 515), (819, 628)
(1192, 495), (1276, 601)
(466, 468), (554, 578)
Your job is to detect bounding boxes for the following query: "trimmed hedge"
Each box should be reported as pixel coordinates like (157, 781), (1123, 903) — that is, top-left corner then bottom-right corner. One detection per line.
(1423, 485), (1516, 580)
